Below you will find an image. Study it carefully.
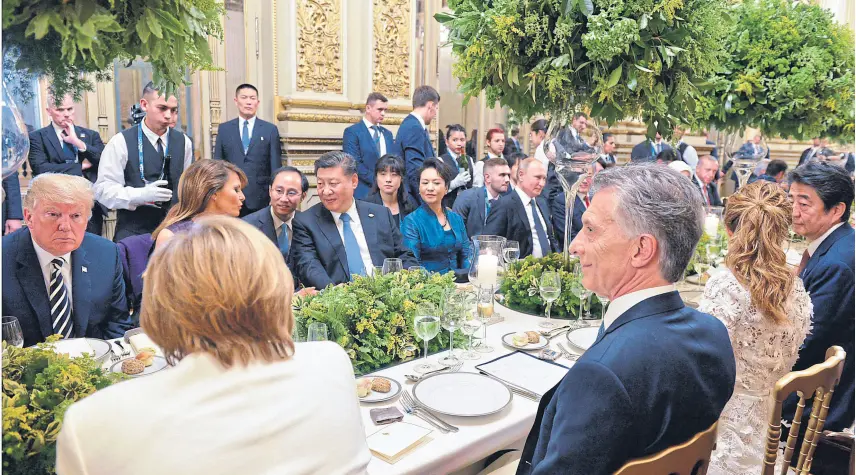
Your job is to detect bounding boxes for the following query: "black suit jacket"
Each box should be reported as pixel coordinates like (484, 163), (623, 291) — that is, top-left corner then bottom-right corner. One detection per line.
(482, 191), (558, 258)
(291, 200), (418, 289)
(28, 124), (104, 182)
(692, 175), (722, 207)
(214, 117), (282, 211)
(2, 228), (132, 347)
(630, 140), (672, 162)
(2, 173), (23, 230)
(242, 206), (298, 281)
(551, 193), (585, 247)
(452, 186), (488, 239)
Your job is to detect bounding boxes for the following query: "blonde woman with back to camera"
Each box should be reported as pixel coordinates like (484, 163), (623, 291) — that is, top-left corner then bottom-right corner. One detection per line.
(56, 217), (371, 475)
(700, 181), (812, 474)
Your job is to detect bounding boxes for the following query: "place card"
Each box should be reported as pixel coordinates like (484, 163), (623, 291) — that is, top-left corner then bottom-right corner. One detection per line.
(366, 421), (433, 464)
(476, 351), (569, 396)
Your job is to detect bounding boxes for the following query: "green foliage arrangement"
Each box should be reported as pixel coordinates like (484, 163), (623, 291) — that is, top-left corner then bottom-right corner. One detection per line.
(700, 0), (855, 141)
(2, 0), (224, 102)
(499, 253), (602, 318)
(294, 270), (458, 375)
(436, 0), (730, 137)
(2, 337), (126, 475)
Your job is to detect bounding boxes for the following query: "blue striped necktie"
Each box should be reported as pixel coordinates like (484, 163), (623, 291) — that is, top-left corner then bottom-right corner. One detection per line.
(49, 258), (74, 338)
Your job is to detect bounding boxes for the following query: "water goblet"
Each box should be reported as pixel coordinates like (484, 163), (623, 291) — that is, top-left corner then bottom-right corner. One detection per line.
(413, 302), (442, 373)
(382, 258), (403, 275)
(475, 287), (495, 353)
(439, 303), (463, 367)
(2, 316), (23, 348)
(307, 322), (328, 342)
(539, 271), (561, 329)
(503, 240), (520, 266)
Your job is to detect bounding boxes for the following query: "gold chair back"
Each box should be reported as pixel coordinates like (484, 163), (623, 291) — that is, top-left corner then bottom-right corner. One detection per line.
(614, 421), (718, 475)
(763, 345), (847, 475)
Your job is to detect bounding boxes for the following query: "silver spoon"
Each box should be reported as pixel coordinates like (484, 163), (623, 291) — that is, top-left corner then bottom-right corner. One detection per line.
(404, 365), (452, 382)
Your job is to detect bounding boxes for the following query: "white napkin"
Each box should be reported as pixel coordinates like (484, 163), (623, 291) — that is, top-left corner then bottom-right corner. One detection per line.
(51, 339), (94, 358)
(128, 333), (163, 356)
(477, 351), (569, 396)
(366, 422), (432, 464)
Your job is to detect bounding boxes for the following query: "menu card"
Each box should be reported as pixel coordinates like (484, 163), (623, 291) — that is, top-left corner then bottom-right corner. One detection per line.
(366, 421), (433, 464)
(476, 351), (569, 396)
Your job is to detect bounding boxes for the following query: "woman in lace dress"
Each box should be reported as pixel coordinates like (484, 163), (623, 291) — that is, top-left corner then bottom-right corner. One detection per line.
(700, 181), (812, 475)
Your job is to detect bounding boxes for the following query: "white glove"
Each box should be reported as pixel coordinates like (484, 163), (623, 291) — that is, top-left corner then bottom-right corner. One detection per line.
(450, 170), (471, 190)
(136, 180), (173, 204)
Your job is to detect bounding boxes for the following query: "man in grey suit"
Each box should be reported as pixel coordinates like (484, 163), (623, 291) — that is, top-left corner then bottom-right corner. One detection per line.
(214, 84), (282, 216)
(453, 157), (511, 239)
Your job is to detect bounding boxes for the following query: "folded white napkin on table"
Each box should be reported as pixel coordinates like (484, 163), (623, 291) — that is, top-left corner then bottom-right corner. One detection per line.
(128, 333), (163, 356)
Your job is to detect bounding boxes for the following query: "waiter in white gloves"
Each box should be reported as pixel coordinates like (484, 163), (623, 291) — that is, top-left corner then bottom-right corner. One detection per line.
(94, 82), (193, 241)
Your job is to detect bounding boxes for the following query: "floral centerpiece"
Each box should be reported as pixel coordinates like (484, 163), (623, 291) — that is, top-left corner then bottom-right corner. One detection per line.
(498, 253), (602, 318)
(2, 337), (126, 475)
(294, 270), (458, 375)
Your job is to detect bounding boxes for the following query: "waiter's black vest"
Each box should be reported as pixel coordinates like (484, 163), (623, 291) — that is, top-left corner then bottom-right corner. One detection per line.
(113, 126), (186, 242)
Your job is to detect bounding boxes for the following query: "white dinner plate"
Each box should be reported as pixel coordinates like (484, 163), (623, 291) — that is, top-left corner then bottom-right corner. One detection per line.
(412, 372), (512, 417)
(500, 332), (548, 351)
(49, 338), (112, 364)
(566, 327), (599, 351)
(358, 377), (401, 403)
(110, 356), (168, 377)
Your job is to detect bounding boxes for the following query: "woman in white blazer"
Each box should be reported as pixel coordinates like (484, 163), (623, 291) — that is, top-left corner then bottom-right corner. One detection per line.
(56, 216), (370, 475)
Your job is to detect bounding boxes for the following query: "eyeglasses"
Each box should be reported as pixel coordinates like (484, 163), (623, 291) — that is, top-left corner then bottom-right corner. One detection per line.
(272, 189), (301, 199)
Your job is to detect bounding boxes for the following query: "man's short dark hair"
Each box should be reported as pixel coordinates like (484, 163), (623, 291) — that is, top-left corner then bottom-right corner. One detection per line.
(236, 84), (259, 96)
(483, 157), (509, 173)
(656, 148), (679, 163)
(573, 112), (588, 121)
(412, 86), (440, 108)
(603, 132), (615, 143)
(272, 166), (309, 193)
(511, 126), (519, 136)
(314, 151), (357, 176)
(790, 161), (855, 222)
(366, 92), (388, 105)
(766, 160), (788, 178)
(531, 119), (548, 133)
(507, 152), (527, 169)
(142, 81), (158, 98)
(419, 157), (454, 188)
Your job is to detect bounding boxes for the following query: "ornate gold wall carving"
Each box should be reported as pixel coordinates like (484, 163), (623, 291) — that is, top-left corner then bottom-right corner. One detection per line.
(279, 96), (410, 113)
(277, 111), (405, 125)
(296, 0), (343, 93)
(373, 0), (411, 98)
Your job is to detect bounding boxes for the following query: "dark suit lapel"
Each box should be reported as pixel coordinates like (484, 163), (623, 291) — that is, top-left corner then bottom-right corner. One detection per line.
(359, 123), (381, 161)
(510, 192), (533, 253)
(381, 127), (394, 154)
(44, 126), (65, 159)
(476, 188), (486, 225)
(259, 208), (279, 244)
(317, 207), (350, 276)
(803, 224), (853, 278)
(70, 245), (91, 338)
(356, 201), (382, 266)
(245, 120), (264, 157)
(594, 291), (685, 346)
(15, 232), (53, 340)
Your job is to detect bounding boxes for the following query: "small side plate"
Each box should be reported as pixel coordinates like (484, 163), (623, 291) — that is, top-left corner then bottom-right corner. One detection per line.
(501, 332), (548, 351)
(359, 376), (402, 403)
(110, 356), (168, 378)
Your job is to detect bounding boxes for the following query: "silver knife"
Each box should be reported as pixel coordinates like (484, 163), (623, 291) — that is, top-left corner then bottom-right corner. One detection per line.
(478, 371), (541, 401)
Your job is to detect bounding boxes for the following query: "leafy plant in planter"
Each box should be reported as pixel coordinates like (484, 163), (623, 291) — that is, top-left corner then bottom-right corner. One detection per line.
(294, 270), (460, 375)
(700, 0), (855, 141)
(2, 337), (126, 475)
(499, 253), (602, 318)
(436, 0), (730, 137)
(2, 0), (223, 102)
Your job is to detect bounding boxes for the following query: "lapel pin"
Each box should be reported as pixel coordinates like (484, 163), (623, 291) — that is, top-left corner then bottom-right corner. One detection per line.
(368, 213), (375, 218)
(260, 137), (264, 141)
(82, 266), (88, 273)
(80, 133), (86, 138)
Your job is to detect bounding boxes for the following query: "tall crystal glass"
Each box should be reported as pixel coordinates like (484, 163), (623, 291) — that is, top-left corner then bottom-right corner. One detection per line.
(413, 302), (441, 373)
(539, 271), (561, 329)
(503, 240), (520, 266)
(475, 287), (495, 353)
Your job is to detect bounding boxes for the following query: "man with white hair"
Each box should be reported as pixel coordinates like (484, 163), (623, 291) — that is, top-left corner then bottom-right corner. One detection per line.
(514, 164), (736, 474)
(2, 173), (132, 347)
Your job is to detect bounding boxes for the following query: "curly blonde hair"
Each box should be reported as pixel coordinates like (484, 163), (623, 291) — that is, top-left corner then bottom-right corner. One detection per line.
(724, 181), (794, 324)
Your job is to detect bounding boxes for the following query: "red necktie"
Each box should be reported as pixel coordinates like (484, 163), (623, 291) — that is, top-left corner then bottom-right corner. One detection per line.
(584, 196), (590, 207)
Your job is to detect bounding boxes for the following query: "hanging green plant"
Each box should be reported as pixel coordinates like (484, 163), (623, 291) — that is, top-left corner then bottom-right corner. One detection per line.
(436, 0), (730, 137)
(2, 0), (223, 103)
(700, 0), (855, 141)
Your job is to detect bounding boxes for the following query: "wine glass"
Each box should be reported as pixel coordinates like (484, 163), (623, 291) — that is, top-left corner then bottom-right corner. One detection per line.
(459, 313), (482, 360)
(693, 252), (711, 289)
(307, 322), (328, 342)
(572, 265), (593, 320)
(439, 299), (463, 366)
(597, 294), (610, 321)
(475, 287), (495, 353)
(539, 271), (561, 329)
(503, 240), (520, 266)
(2, 316), (23, 348)
(382, 258), (403, 275)
(410, 266), (426, 276)
(413, 302), (441, 373)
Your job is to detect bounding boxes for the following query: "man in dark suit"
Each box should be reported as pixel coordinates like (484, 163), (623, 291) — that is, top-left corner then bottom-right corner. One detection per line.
(798, 137), (823, 166)
(2, 173), (23, 235)
(552, 113), (594, 159)
(783, 162), (854, 433)
(214, 84), (282, 216)
(693, 155), (722, 206)
(601, 132), (618, 165)
(243, 166), (308, 283)
(514, 164), (735, 475)
(292, 151), (417, 289)
(503, 126), (522, 159)
(630, 132), (672, 161)
(343, 92), (398, 199)
(483, 158), (558, 258)
(453, 157), (510, 238)
(396, 85), (439, 204)
(28, 94), (106, 235)
(2, 174), (132, 347)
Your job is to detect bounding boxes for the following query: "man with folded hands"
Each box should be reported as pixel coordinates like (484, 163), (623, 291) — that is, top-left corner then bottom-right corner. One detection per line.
(2, 174), (132, 347)
(508, 164), (736, 475)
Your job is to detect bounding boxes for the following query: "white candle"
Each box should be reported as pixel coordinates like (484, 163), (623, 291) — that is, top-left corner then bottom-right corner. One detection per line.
(704, 214), (720, 237)
(478, 254), (499, 286)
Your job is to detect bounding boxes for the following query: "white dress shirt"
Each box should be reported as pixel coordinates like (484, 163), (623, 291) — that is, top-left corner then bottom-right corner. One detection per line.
(52, 122), (86, 155)
(678, 141), (699, 169)
(94, 120), (193, 211)
(239, 115), (256, 142)
(362, 118), (387, 156)
(31, 237), (73, 307)
(330, 200), (375, 275)
(807, 222), (845, 257)
(515, 186), (549, 258)
(410, 111), (427, 130)
(56, 342), (372, 475)
(603, 284), (677, 331)
(270, 208), (294, 244)
(474, 153), (501, 188)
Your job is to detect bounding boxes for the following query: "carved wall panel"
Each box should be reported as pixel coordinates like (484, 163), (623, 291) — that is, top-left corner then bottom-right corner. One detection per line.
(296, 0), (343, 93)
(373, 0), (411, 98)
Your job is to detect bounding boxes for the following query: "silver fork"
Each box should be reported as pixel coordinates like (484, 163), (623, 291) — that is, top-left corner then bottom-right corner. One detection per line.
(399, 399), (450, 433)
(401, 391), (459, 432)
(110, 342), (122, 362)
(557, 343), (580, 361)
(115, 340), (131, 357)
